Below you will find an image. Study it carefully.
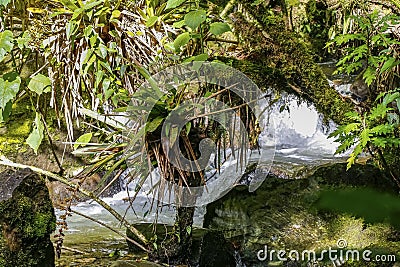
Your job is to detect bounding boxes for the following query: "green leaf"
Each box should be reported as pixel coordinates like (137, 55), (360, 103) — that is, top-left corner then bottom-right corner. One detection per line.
(59, 0), (79, 11)
(0, 76), (21, 109)
(173, 32), (190, 52)
(66, 21), (78, 40)
(26, 113), (44, 154)
(209, 22), (231, 36)
(145, 116), (164, 133)
(184, 10), (206, 30)
(96, 43), (108, 59)
(0, 0), (11, 7)
(17, 32), (31, 50)
(0, 30), (14, 62)
(165, 0), (186, 10)
(362, 67), (376, 86)
(173, 20), (186, 28)
(146, 16), (158, 28)
(74, 132), (93, 149)
(360, 128), (370, 147)
(380, 57), (400, 74)
(0, 100), (12, 122)
(28, 74), (51, 95)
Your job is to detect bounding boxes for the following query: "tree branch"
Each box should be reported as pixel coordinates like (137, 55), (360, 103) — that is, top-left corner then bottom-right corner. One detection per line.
(0, 156), (149, 250)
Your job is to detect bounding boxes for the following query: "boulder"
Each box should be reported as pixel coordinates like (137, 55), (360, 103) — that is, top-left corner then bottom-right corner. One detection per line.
(0, 169), (56, 267)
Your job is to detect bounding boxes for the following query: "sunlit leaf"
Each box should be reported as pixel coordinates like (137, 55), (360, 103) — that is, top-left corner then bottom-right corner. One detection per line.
(184, 10), (206, 30)
(28, 74), (51, 95)
(209, 22), (231, 36)
(380, 57), (400, 74)
(27, 7), (46, 13)
(0, 30), (14, 62)
(166, 0), (186, 10)
(173, 32), (190, 51)
(74, 132), (93, 149)
(146, 16), (158, 27)
(0, 0), (11, 7)
(17, 32), (31, 50)
(0, 76), (21, 109)
(26, 113), (45, 154)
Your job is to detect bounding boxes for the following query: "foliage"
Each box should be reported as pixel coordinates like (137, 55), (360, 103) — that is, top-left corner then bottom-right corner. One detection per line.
(328, 11), (400, 87)
(330, 90), (400, 186)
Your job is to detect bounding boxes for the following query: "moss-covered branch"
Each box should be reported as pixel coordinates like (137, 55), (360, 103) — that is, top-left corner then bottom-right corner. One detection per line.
(219, 2), (355, 124)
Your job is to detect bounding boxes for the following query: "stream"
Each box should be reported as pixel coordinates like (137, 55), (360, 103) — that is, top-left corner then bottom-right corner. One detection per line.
(53, 61), (355, 266)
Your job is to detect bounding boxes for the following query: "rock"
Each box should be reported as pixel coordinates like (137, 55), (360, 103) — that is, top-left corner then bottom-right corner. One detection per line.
(198, 231), (236, 267)
(350, 72), (369, 101)
(204, 163), (399, 265)
(0, 169), (56, 267)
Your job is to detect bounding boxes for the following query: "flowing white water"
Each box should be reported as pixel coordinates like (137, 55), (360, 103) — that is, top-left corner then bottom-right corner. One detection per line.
(62, 79), (353, 234)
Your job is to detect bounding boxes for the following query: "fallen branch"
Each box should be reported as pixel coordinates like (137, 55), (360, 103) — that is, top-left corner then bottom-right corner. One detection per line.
(0, 156), (149, 251)
(57, 204), (150, 253)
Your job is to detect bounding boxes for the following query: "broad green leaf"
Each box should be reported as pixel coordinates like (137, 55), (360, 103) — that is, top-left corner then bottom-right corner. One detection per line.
(74, 132), (93, 149)
(0, 76), (21, 109)
(209, 22), (231, 36)
(146, 16), (158, 27)
(0, 30), (14, 62)
(0, 0), (11, 7)
(28, 74), (51, 95)
(17, 32), (31, 50)
(173, 32), (190, 51)
(165, 0), (186, 10)
(111, 10), (121, 19)
(184, 10), (206, 30)
(96, 43), (108, 59)
(26, 113), (44, 154)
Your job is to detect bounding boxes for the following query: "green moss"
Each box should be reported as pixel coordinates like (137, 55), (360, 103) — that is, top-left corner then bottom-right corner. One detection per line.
(0, 101), (33, 156)
(223, 4), (355, 125)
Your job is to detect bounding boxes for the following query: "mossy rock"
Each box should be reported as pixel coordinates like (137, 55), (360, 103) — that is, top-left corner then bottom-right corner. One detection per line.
(0, 169), (56, 267)
(204, 162), (400, 265)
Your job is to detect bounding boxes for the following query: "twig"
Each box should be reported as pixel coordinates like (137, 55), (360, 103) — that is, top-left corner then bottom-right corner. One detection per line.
(60, 246), (86, 254)
(57, 204), (150, 253)
(0, 156), (149, 250)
